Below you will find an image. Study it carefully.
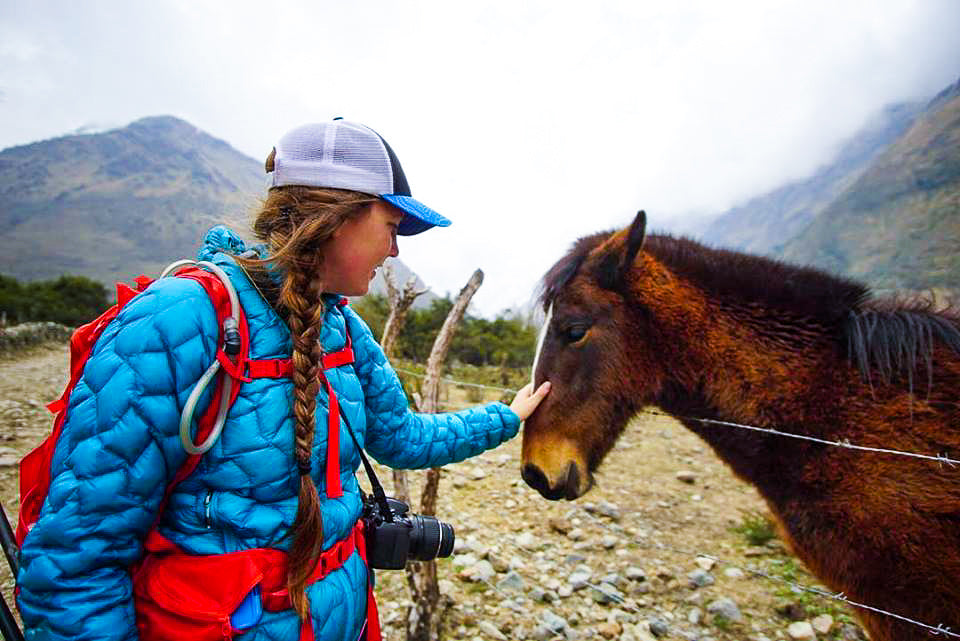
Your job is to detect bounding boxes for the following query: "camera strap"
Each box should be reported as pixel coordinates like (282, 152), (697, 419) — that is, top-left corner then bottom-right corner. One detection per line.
(337, 405), (395, 522)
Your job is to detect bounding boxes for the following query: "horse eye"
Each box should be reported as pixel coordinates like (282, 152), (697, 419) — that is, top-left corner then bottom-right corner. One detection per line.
(564, 324), (589, 343)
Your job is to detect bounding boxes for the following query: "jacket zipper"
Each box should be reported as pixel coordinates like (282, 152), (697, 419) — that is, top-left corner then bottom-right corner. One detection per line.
(203, 490), (213, 529)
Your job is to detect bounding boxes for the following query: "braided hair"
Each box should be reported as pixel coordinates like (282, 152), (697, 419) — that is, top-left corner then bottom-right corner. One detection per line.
(242, 149), (377, 618)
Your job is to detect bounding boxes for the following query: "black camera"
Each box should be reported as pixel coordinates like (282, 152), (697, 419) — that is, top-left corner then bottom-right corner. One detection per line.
(362, 496), (455, 570)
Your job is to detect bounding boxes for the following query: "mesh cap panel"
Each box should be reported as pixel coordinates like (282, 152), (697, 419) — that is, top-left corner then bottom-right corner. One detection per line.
(267, 119), (451, 235)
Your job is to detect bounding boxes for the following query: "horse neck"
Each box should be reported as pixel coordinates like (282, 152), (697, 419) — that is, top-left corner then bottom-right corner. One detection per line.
(650, 304), (844, 500)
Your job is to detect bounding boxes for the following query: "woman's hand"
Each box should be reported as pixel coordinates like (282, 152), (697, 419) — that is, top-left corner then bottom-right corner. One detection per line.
(509, 381), (551, 421)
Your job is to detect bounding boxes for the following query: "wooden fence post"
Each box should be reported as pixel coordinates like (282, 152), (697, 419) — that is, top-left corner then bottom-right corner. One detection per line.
(404, 268), (484, 641)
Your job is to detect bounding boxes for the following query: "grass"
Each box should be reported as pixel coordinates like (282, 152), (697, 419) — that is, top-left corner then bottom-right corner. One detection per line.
(731, 509), (777, 546)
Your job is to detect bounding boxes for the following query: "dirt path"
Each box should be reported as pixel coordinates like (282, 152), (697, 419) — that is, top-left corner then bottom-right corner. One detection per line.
(0, 344), (869, 640)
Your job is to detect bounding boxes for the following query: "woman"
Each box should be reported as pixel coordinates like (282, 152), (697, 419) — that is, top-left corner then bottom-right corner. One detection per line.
(16, 119), (550, 640)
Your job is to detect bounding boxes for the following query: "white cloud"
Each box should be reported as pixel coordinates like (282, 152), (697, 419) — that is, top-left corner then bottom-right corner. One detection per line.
(1, 0), (958, 316)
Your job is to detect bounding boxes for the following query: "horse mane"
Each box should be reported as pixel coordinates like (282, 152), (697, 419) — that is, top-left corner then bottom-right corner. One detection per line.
(540, 229), (960, 384)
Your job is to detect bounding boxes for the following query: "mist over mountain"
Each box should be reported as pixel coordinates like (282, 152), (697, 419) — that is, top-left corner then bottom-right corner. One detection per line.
(0, 116), (435, 305)
(699, 75), (959, 299)
(781, 77), (960, 295)
(702, 101), (924, 255)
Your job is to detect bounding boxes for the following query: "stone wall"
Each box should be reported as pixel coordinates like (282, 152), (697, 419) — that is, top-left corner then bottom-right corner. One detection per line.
(0, 323), (72, 355)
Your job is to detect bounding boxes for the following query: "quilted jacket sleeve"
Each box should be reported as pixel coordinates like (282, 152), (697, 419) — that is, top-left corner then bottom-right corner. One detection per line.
(344, 308), (521, 470)
(16, 278), (220, 641)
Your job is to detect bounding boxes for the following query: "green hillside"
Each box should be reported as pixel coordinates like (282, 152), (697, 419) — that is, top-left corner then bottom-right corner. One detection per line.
(780, 79), (960, 296)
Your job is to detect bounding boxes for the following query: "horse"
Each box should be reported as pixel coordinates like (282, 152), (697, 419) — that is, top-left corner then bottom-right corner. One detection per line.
(521, 211), (960, 641)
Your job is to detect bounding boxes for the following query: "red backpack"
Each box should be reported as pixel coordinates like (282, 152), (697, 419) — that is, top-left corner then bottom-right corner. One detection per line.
(14, 264), (380, 641)
(16, 264), (258, 546)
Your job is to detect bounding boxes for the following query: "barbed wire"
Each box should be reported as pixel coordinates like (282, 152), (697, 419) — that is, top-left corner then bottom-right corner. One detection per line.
(446, 462), (960, 638)
(405, 370), (960, 636)
(576, 511), (960, 639)
(393, 366), (517, 394)
(406, 371), (960, 467)
(644, 408), (960, 467)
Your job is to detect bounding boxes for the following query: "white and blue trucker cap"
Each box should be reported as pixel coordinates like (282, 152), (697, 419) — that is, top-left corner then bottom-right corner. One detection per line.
(269, 119), (451, 236)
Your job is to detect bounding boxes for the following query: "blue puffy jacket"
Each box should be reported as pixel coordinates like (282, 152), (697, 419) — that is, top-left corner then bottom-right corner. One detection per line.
(16, 227), (521, 641)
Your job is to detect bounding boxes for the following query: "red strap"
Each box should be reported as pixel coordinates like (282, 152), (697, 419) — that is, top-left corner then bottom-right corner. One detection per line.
(247, 358), (293, 378)
(322, 348), (355, 369)
(319, 369), (342, 499)
(355, 520), (382, 641)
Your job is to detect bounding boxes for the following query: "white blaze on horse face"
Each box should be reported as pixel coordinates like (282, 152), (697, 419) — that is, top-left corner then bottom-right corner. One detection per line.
(531, 302), (554, 387)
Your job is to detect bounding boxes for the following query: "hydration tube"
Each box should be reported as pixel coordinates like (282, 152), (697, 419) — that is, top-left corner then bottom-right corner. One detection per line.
(160, 260), (241, 455)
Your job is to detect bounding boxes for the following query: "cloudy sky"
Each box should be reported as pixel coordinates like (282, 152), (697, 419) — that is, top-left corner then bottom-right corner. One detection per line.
(1, 1), (958, 316)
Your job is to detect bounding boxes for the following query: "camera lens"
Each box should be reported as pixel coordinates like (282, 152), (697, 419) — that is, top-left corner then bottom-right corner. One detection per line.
(408, 516), (455, 561)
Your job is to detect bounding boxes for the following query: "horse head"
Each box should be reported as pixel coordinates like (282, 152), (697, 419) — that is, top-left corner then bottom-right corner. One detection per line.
(522, 211), (669, 500)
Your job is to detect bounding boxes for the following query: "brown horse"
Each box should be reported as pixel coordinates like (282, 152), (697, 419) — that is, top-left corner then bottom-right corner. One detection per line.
(521, 211), (960, 641)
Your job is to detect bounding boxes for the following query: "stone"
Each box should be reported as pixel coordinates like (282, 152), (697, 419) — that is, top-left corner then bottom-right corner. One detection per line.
(811, 614), (834, 635)
(597, 622), (621, 639)
(648, 617), (669, 637)
(687, 568), (715, 588)
(549, 517), (573, 534)
(459, 559), (495, 583)
(695, 556), (716, 571)
(469, 466), (487, 480)
(707, 597), (743, 622)
(589, 582), (624, 605)
(626, 621), (658, 641)
(601, 535), (619, 549)
(478, 621), (507, 640)
(535, 611), (572, 640)
(516, 532), (541, 550)
(597, 500), (622, 521)
(486, 551), (511, 573)
(625, 566), (647, 581)
(787, 621), (816, 640)
(454, 553), (479, 568)
(568, 570), (591, 590)
(496, 571), (525, 592)
(676, 470), (697, 484)
(567, 528), (586, 541)
(723, 567), (745, 579)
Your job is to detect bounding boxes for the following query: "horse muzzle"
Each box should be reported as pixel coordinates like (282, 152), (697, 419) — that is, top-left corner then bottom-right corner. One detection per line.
(521, 461), (593, 500)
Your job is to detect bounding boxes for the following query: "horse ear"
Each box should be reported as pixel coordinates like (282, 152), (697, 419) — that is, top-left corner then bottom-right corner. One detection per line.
(621, 210), (647, 278)
(597, 210), (648, 291)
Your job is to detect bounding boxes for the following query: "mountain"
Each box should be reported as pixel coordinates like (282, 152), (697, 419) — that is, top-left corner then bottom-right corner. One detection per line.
(0, 116), (436, 305)
(0, 116), (263, 284)
(702, 101), (923, 254)
(780, 77), (960, 295)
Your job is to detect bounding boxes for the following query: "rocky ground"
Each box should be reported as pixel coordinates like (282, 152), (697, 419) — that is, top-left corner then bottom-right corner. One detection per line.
(0, 343), (871, 640)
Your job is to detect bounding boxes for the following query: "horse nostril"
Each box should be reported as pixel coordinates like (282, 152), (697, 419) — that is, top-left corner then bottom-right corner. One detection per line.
(521, 463), (550, 496)
(563, 462), (581, 500)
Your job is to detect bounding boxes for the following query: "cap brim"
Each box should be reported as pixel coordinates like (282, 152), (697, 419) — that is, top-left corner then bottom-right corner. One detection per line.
(381, 194), (452, 236)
